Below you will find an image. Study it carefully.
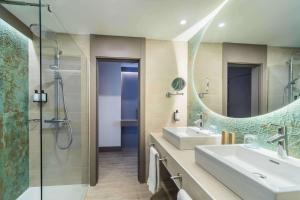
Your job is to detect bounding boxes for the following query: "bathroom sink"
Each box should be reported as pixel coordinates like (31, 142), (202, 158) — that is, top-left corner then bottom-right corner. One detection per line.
(162, 127), (221, 150)
(195, 145), (300, 200)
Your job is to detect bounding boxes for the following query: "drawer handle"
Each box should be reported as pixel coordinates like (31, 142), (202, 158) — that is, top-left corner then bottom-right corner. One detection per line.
(171, 173), (182, 189)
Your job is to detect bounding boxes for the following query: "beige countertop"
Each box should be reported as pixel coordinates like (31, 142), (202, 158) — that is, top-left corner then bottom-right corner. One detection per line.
(150, 132), (241, 200)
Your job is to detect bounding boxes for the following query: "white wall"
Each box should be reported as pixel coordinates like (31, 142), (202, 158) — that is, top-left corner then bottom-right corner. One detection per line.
(98, 61), (121, 147)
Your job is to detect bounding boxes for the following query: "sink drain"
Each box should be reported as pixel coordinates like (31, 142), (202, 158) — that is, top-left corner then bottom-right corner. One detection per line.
(252, 172), (267, 179)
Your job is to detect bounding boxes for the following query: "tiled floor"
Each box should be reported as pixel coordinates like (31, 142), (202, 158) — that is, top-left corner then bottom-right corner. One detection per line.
(85, 149), (152, 200)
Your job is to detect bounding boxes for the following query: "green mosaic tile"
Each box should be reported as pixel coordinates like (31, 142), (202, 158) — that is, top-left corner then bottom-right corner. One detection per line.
(0, 18), (29, 200)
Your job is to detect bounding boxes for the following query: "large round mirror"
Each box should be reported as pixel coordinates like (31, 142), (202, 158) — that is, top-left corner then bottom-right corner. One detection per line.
(192, 0), (300, 118)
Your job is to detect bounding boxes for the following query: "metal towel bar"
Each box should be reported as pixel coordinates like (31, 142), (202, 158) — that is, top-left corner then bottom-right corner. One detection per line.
(149, 143), (167, 163)
(171, 173), (183, 189)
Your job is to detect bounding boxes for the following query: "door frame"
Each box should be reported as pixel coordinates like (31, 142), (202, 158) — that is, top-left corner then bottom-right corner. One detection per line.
(97, 58), (139, 151)
(89, 35), (146, 186)
(90, 58), (146, 185)
(96, 58), (142, 181)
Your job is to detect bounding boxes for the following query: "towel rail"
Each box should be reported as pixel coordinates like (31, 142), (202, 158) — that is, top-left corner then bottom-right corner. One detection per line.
(149, 143), (181, 190)
(158, 156), (167, 162)
(149, 143), (167, 163)
(171, 173), (183, 189)
(149, 143), (155, 147)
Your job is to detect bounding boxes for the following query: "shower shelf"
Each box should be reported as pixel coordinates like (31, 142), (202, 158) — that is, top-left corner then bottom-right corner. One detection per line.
(44, 119), (70, 123)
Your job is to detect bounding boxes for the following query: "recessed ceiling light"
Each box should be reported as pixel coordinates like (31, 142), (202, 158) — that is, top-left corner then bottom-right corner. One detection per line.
(218, 22), (225, 28)
(180, 20), (187, 25)
(174, 0), (229, 41)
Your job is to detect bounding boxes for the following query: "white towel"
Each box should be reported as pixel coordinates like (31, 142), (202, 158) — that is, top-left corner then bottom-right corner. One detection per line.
(147, 146), (160, 194)
(177, 189), (192, 200)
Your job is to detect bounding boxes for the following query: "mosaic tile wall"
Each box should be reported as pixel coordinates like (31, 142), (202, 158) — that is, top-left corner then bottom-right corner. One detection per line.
(187, 30), (300, 159)
(0, 18), (29, 200)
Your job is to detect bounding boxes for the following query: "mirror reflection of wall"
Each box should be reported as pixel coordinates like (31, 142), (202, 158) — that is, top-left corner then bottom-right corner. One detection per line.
(191, 0), (300, 118)
(194, 42), (300, 117)
(268, 50), (300, 112)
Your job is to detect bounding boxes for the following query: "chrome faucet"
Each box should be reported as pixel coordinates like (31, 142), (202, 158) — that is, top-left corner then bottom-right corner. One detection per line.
(194, 112), (205, 128)
(266, 124), (288, 159)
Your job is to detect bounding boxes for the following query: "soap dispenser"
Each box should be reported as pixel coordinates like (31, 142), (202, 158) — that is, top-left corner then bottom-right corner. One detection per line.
(174, 110), (180, 122)
(32, 90), (40, 102)
(40, 90), (47, 102)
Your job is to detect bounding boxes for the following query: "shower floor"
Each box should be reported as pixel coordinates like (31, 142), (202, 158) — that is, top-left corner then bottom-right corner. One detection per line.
(17, 184), (87, 200)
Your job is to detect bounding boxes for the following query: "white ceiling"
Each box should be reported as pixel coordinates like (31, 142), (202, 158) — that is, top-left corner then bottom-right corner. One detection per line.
(203, 0), (300, 47)
(3, 0), (223, 40)
(2, 0), (300, 47)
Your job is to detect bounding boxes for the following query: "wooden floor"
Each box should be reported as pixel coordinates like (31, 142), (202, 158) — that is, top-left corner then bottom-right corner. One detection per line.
(85, 149), (152, 200)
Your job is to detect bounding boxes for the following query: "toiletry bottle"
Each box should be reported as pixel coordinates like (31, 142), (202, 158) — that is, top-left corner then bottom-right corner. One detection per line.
(174, 110), (180, 122)
(228, 132), (236, 144)
(32, 90), (40, 102)
(41, 90), (48, 102)
(222, 131), (229, 144)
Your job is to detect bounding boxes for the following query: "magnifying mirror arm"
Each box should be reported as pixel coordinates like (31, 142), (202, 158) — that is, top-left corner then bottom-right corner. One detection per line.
(166, 91), (184, 98)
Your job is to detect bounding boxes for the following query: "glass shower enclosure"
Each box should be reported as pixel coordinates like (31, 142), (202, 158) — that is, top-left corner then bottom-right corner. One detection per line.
(0, 1), (89, 200)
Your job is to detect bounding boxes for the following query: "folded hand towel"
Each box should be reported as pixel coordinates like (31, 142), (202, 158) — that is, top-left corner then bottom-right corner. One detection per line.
(177, 189), (192, 200)
(147, 146), (160, 194)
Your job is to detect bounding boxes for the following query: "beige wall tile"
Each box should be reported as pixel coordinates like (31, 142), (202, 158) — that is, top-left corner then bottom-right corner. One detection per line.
(145, 39), (188, 177)
(28, 34), (89, 186)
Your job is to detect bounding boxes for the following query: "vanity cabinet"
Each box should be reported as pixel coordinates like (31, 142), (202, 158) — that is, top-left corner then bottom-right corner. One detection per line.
(150, 133), (241, 200)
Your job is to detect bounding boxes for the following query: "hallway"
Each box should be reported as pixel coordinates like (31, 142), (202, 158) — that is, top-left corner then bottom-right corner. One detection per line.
(85, 149), (152, 200)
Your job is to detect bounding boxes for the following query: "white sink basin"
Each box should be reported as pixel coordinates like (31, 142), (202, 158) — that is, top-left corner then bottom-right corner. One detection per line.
(195, 145), (300, 200)
(162, 127), (221, 150)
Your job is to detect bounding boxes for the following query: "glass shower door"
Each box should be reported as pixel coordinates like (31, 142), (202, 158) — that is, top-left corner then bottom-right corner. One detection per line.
(40, 1), (89, 199)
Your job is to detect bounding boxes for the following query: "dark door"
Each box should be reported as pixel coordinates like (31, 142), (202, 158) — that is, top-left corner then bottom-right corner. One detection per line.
(227, 66), (252, 117)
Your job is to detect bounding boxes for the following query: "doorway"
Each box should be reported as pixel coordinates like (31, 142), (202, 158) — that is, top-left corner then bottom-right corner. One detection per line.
(97, 58), (140, 181)
(227, 63), (260, 118)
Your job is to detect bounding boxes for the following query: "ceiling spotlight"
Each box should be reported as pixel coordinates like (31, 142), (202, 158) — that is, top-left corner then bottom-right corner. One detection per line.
(218, 22), (225, 28)
(180, 20), (187, 25)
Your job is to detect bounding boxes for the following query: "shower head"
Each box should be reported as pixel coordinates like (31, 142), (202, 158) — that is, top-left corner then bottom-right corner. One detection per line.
(29, 24), (57, 41)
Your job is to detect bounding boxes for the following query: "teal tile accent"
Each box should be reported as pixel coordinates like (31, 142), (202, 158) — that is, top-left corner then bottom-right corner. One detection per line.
(0, 18), (29, 200)
(187, 29), (300, 159)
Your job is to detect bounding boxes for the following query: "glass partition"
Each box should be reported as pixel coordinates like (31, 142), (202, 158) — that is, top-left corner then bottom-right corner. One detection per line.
(0, 1), (89, 199)
(40, 1), (89, 199)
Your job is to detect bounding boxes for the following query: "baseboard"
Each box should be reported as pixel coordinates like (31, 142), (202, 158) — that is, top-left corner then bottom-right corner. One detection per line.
(98, 146), (122, 152)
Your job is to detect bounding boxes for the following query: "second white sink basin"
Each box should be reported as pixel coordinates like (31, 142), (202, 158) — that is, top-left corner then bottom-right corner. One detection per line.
(163, 127), (221, 150)
(195, 145), (300, 200)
